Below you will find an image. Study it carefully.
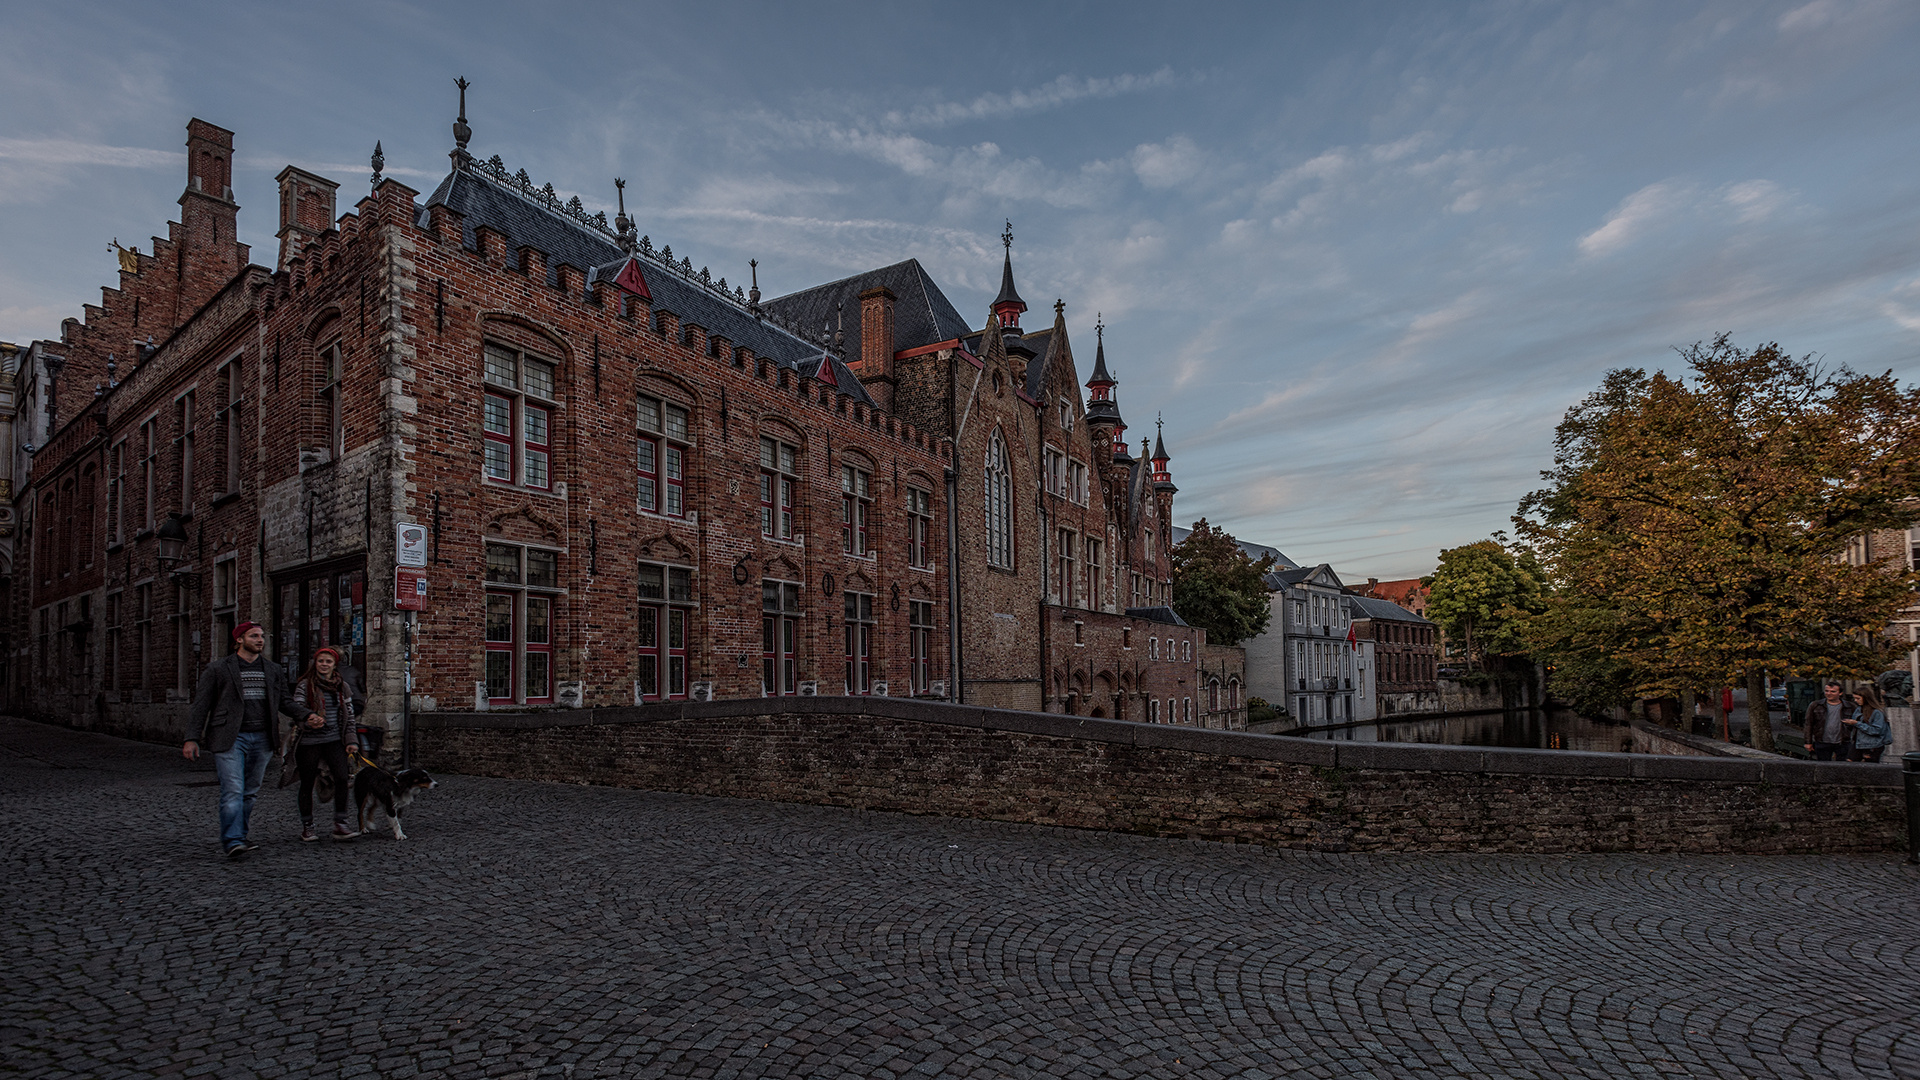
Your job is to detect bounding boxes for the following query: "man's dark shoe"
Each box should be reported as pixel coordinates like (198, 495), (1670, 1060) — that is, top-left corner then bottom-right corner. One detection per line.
(224, 844), (248, 860)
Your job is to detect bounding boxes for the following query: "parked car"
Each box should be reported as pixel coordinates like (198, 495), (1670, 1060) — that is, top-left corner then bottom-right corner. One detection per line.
(1767, 687), (1787, 713)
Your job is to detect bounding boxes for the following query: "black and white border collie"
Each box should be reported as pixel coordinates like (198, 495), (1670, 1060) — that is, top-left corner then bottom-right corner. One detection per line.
(353, 764), (437, 840)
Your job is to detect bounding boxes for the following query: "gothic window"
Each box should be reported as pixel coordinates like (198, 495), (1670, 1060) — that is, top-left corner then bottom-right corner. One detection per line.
(482, 342), (557, 491)
(906, 486), (933, 569)
(484, 542), (561, 705)
(986, 430), (1013, 569)
(760, 436), (798, 540)
(318, 341), (343, 462)
(636, 562), (693, 700)
(637, 394), (691, 517)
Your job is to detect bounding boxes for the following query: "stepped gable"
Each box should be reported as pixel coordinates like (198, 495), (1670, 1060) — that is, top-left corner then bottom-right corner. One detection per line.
(421, 166), (816, 366)
(762, 259), (973, 360)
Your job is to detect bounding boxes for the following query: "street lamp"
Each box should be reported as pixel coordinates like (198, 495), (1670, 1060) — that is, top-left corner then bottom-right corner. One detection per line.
(155, 512), (199, 588)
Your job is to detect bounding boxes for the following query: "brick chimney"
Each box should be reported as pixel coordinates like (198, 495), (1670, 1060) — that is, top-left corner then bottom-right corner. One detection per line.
(174, 119), (248, 320)
(858, 286), (895, 378)
(276, 165), (340, 269)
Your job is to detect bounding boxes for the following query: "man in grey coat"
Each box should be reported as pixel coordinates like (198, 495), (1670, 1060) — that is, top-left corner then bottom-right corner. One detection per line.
(183, 622), (308, 858)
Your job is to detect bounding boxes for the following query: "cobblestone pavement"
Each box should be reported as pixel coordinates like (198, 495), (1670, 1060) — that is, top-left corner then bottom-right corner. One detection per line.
(5, 717), (1918, 1080)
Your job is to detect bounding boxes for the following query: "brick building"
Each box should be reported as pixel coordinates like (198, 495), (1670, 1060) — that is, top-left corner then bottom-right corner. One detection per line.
(1347, 594), (1438, 718)
(11, 106), (1240, 737)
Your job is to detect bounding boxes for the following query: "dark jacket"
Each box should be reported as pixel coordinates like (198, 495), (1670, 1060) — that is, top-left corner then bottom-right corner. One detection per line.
(185, 652), (304, 752)
(1803, 698), (1860, 747)
(291, 680), (356, 744)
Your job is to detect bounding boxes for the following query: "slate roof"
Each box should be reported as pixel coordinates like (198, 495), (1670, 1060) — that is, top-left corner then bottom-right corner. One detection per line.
(422, 166), (824, 370)
(1125, 605), (1188, 627)
(1346, 595), (1434, 625)
(959, 325), (1057, 401)
(762, 260), (974, 365)
(1170, 527), (1294, 570)
(1263, 564), (1344, 591)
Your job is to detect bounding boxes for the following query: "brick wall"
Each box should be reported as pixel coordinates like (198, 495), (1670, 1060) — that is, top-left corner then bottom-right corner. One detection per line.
(415, 697), (1907, 855)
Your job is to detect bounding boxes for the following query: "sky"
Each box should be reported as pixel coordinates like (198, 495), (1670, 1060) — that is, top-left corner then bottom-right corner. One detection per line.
(3, 0), (1918, 582)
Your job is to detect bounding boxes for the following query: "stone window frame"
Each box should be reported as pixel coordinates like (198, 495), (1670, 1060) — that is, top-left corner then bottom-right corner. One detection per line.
(172, 386), (197, 516)
(840, 453), (875, 559)
(636, 560), (694, 701)
(137, 414), (159, 533)
(1056, 526), (1076, 607)
(317, 339), (344, 465)
(636, 392), (692, 519)
(985, 429), (1014, 570)
(482, 341), (559, 493)
(759, 434), (801, 542)
(1086, 537), (1102, 612)
(905, 482), (934, 570)
(843, 589), (874, 695)
(483, 541), (563, 706)
(217, 353), (244, 496)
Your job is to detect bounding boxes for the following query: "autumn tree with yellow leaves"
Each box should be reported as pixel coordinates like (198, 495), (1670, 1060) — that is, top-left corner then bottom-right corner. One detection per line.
(1515, 335), (1920, 753)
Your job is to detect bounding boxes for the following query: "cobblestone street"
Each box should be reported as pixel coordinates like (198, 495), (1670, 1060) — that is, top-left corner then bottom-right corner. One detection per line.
(4, 716), (1917, 1080)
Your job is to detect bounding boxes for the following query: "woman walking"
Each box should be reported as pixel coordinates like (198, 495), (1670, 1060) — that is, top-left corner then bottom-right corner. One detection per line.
(293, 646), (359, 840)
(1848, 686), (1892, 763)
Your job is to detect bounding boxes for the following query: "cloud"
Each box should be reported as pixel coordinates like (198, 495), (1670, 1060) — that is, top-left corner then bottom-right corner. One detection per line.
(1578, 181), (1689, 257)
(881, 69), (1177, 129)
(1720, 178), (1788, 222)
(1777, 0), (1844, 33)
(0, 137), (182, 169)
(1130, 135), (1200, 190)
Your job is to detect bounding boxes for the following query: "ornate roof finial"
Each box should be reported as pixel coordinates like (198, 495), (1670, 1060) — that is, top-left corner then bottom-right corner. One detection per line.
(1054, 298), (1064, 317)
(613, 178), (636, 253)
(748, 258), (761, 316)
(1096, 312), (1104, 342)
(452, 76), (473, 166)
(992, 219), (1026, 328)
(371, 141), (384, 187)
(106, 353), (118, 389)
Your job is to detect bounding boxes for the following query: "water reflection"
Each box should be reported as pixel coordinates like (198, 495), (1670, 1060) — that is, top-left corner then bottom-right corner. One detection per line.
(1299, 708), (1643, 752)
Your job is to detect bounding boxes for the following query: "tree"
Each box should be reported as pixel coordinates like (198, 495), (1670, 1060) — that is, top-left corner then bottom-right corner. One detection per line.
(1171, 519), (1276, 646)
(1515, 335), (1920, 752)
(1421, 539), (1546, 672)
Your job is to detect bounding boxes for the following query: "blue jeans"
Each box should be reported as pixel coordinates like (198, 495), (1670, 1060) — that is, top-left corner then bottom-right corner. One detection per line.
(214, 731), (273, 849)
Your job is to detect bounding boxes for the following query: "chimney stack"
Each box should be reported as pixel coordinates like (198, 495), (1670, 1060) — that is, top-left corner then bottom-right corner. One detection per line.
(276, 165), (340, 269)
(175, 119), (248, 319)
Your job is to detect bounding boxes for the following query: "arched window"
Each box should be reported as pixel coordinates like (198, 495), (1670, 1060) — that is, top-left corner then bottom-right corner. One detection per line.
(985, 430), (1013, 569)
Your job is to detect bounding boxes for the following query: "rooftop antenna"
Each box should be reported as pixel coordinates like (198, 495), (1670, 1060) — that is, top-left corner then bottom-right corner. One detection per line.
(371, 141), (384, 187)
(452, 76), (473, 167)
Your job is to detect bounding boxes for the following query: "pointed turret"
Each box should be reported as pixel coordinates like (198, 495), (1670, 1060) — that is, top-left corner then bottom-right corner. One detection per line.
(1151, 416), (1175, 491)
(1084, 314), (1126, 458)
(991, 220), (1027, 332)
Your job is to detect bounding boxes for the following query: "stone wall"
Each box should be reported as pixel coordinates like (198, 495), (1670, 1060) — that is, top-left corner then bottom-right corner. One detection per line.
(414, 697), (1907, 855)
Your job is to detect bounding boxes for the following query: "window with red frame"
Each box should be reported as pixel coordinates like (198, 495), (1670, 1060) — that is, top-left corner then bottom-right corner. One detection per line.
(482, 343), (557, 490)
(762, 579), (801, 695)
(484, 542), (560, 705)
(637, 394), (690, 516)
(906, 486), (932, 568)
(841, 464), (871, 556)
(844, 591), (873, 694)
(760, 436), (797, 540)
(637, 562), (693, 700)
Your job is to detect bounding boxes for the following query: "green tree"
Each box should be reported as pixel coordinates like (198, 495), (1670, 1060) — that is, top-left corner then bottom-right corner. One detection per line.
(1421, 539), (1546, 671)
(1515, 335), (1920, 752)
(1171, 519), (1276, 646)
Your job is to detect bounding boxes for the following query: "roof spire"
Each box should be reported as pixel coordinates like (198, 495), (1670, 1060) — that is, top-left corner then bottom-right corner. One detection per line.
(613, 178), (636, 253)
(1151, 414), (1174, 487)
(451, 77), (473, 167)
(992, 219), (1027, 330)
(748, 258), (761, 317)
(1086, 313), (1115, 392)
(371, 141), (384, 187)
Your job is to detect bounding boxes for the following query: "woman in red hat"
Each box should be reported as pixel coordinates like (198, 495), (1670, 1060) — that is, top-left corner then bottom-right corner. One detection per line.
(291, 646), (359, 841)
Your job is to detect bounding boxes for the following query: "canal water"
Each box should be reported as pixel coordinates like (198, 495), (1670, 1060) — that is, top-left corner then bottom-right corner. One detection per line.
(1294, 708), (1644, 753)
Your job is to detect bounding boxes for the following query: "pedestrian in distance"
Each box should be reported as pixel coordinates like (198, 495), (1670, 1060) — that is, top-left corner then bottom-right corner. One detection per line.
(1847, 685), (1891, 763)
(1802, 681), (1860, 761)
(292, 646), (359, 842)
(183, 622), (307, 859)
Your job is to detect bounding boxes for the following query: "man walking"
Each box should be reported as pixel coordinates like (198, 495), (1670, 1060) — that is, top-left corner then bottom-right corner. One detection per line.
(1802, 681), (1859, 761)
(183, 622), (306, 858)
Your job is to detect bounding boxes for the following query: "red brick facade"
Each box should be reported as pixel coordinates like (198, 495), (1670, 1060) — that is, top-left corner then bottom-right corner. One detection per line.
(11, 115), (1241, 737)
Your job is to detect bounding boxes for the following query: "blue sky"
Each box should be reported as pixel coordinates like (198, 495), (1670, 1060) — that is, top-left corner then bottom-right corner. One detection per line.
(4, 1), (1917, 581)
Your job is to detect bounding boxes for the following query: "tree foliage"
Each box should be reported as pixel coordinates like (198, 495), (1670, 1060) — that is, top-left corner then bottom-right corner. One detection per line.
(1171, 519), (1276, 646)
(1514, 335), (1920, 751)
(1421, 539), (1546, 670)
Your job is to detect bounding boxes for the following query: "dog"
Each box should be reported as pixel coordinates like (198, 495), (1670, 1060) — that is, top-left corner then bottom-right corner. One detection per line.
(352, 763), (437, 840)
